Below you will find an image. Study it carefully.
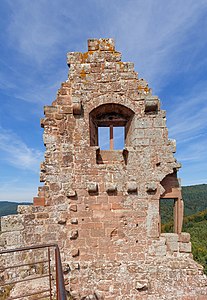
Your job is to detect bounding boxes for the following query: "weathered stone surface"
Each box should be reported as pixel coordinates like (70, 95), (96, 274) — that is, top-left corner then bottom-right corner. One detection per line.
(179, 232), (191, 243)
(179, 242), (192, 253)
(106, 183), (117, 193)
(126, 181), (137, 193)
(1, 215), (24, 232)
(87, 182), (98, 193)
(17, 205), (33, 214)
(146, 182), (157, 192)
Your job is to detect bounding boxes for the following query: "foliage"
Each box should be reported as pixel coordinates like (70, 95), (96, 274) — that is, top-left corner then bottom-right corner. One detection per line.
(160, 198), (174, 224)
(182, 184), (207, 216)
(162, 209), (207, 275)
(0, 285), (14, 300)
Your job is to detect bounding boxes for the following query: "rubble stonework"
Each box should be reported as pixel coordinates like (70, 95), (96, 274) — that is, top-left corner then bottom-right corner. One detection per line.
(0, 38), (207, 299)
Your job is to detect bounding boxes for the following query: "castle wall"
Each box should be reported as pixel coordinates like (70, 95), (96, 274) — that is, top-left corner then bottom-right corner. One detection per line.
(0, 39), (206, 299)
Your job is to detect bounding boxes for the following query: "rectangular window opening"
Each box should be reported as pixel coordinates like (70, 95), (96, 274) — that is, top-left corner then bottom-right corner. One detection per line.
(98, 126), (125, 150)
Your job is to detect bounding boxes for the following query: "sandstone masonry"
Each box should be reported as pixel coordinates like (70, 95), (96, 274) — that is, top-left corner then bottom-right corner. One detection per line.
(0, 38), (207, 299)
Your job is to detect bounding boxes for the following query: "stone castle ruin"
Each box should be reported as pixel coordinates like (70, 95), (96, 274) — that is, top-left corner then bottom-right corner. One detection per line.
(0, 38), (206, 299)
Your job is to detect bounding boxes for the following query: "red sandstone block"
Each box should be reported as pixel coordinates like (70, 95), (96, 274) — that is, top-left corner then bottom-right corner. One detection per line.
(79, 254), (95, 261)
(60, 106), (73, 114)
(98, 236), (111, 246)
(90, 204), (102, 210)
(33, 197), (45, 206)
(91, 229), (105, 237)
(66, 239), (86, 249)
(79, 211), (93, 218)
(93, 210), (105, 218)
(94, 222), (104, 229)
(36, 213), (49, 219)
(96, 195), (108, 204)
(78, 229), (90, 238)
(179, 232), (191, 243)
(181, 297), (197, 300)
(81, 222), (94, 229)
(85, 238), (98, 248)
(87, 169), (99, 176)
(102, 204), (111, 210)
(81, 222), (103, 230)
(111, 203), (123, 210)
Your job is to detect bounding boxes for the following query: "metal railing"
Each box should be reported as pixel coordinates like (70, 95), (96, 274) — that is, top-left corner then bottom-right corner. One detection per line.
(0, 244), (67, 300)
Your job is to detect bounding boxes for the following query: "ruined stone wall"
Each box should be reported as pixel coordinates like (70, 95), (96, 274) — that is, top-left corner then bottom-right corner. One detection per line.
(0, 39), (206, 299)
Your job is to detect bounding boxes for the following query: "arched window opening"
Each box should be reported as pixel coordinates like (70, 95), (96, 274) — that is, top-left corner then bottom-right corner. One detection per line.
(89, 103), (134, 150)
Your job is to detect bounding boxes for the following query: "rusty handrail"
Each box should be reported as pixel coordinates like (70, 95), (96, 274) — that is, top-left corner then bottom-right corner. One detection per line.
(0, 243), (58, 254)
(55, 246), (67, 300)
(0, 243), (67, 300)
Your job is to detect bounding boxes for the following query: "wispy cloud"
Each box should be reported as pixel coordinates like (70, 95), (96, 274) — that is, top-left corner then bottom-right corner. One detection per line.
(4, 0), (207, 105)
(6, 0), (89, 66)
(167, 82), (207, 141)
(177, 138), (207, 162)
(102, 0), (207, 90)
(7, 1), (63, 66)
(0, 126), (43, 172)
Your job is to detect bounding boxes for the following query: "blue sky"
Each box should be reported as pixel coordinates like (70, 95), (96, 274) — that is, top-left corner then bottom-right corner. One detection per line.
(0, 0), (207, 202)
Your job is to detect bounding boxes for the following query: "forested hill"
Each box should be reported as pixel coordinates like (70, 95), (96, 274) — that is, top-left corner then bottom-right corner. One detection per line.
(0, 201), (31, 217)
(182, 184), (207, 215)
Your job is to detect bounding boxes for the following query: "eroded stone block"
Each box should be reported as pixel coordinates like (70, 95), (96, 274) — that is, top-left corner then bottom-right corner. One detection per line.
(179, 242), (192, 253)
(106, 183), (117, 193)
(127, 182), (137, 193)
(87, 182), (98, 193)
(179, 232), (191, 243)
(1, 215), (24, 232)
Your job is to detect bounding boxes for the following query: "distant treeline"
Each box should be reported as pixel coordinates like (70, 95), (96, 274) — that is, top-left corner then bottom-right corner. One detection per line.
(0, 201), (31, 217)
(182, 184), (207, 216)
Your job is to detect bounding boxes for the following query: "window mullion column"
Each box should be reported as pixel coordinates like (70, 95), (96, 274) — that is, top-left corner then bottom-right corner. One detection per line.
(110, 125), (114, 150)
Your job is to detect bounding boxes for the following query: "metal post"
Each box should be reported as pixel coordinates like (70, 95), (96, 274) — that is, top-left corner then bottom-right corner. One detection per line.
(55, 248), (59, 299)
(110, 125), (113, 150)
(48, 247), (52, 300)
(173, 198), (178, 233)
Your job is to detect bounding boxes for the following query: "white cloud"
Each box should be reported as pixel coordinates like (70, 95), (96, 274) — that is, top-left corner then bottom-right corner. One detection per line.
(0, 127), (43, 172)
(167, 82), (207, 141)
(4, 0), (207, 105)
(100, 0), (207, 90)
(7, 1), (63, 65)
